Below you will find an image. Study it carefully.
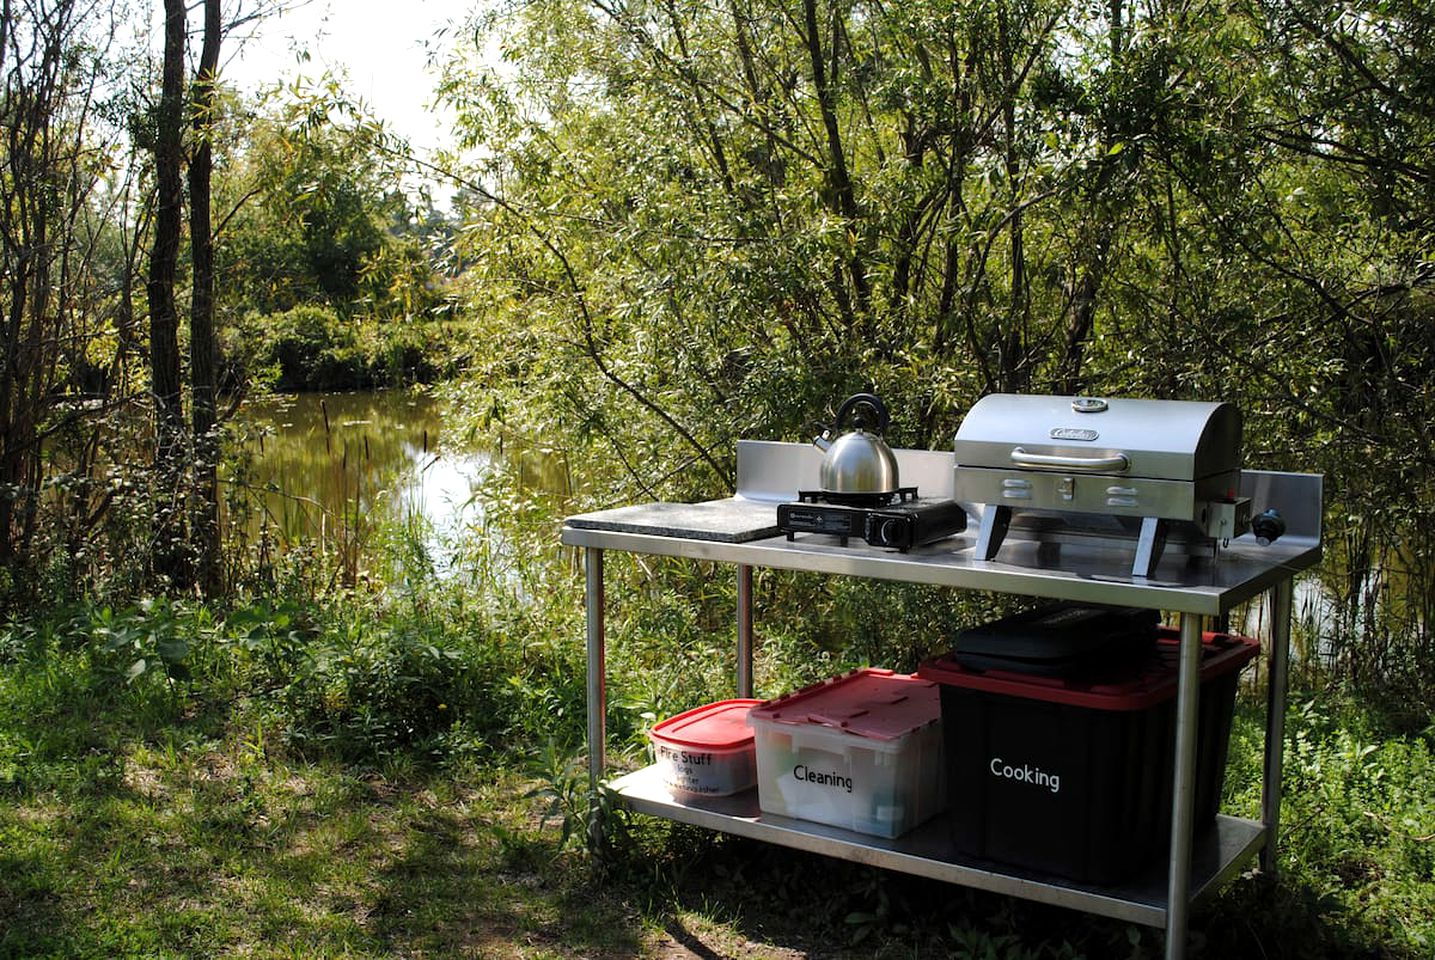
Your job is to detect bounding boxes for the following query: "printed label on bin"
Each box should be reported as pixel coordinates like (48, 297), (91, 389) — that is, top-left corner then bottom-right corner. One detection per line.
(989, 756), (1061, 794)
(657, 744), (713, 766)
(793, 764), (854, 793)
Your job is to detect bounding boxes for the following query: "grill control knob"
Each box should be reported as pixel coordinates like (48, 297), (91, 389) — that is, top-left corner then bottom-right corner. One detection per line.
(1252, 508), (1286, 546)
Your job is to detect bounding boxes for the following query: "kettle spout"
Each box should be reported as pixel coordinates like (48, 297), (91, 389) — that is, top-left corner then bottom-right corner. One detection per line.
(812, 432), (833, 452)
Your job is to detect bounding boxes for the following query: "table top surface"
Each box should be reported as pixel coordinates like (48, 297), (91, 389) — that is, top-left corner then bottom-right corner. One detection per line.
(562, 500), (1318, 614)
(563, 445), (1322, 614)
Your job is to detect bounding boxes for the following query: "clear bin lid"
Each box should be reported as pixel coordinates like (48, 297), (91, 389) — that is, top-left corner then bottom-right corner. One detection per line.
(749, 669), (940, 741)
(649, 699), (762, 749)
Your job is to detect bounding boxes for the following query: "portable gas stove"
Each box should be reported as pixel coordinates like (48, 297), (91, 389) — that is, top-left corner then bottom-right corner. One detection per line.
(776, 487), (967, 551)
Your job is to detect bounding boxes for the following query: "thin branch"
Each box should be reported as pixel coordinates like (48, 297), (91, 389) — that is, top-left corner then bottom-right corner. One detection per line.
(373, 142), (733, 490)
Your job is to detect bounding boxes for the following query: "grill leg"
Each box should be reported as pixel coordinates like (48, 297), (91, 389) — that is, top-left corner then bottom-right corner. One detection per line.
(1134, 517), (1167, 578)
(974, 505), (1011, 561)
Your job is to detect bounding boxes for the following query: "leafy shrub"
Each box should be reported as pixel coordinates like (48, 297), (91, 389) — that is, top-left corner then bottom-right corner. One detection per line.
(1211, 695), (1435, 957)
(257, 586), (588, 766)
(235, 306), (465, 392)
(361, 319), (443, 384)
(241, 305), (367, 391)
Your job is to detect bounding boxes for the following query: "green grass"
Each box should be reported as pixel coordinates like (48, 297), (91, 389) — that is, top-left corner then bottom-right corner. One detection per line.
(1, 575), (1432, 959)
(0, 753), (641, 958)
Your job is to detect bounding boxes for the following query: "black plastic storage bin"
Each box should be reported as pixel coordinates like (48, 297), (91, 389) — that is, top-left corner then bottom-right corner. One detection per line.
(949, 605), (1160, 676)
(918, 628), (1259, 885)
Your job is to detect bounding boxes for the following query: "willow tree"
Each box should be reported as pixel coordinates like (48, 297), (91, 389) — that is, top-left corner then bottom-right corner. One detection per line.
(438, 0), (1150, 485)
(441, 0), (1435, 696)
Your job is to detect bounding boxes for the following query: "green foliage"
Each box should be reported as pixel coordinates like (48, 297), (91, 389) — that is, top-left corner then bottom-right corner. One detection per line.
(215, 83), (448, 321)
(272, 611), (500, 762)
(91, 598), (196, 686)
(8, 0), (1435, 952)
(233, 305), (465, 391)
(1205, 696), (1435, 957)
(1279, 699), (1435, 926)
(4, 536), (1435, 957)
(431, 0), (1435, 699)
(240, 304), (366, 391)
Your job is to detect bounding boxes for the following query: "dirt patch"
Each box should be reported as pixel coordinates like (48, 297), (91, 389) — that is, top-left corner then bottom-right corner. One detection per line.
(122, 755), (169, 800)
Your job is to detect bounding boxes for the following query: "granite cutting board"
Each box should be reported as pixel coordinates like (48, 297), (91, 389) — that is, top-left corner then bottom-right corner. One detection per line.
(565, 498), (781, 543)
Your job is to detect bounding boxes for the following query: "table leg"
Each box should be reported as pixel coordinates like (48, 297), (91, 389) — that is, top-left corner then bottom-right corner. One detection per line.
(737, 563), (754, 698)
(1261, 579), (1294, 873)
(585, 547), (606, 848)
(1164, 613), (1204, 960)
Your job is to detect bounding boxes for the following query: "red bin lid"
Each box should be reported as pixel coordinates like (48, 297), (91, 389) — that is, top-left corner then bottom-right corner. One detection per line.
(917, 630), (1259, 711)
(649, 699), (762, 750)
(748, 668), (941, 741)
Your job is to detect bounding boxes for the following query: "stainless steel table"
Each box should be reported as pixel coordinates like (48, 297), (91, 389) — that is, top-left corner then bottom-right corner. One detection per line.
(561, 441), (1323, 960)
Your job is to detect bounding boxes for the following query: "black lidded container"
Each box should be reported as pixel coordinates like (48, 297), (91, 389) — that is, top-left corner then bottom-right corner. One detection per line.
(949, 605), (1161, 677)
(918, 622), (1258, 886)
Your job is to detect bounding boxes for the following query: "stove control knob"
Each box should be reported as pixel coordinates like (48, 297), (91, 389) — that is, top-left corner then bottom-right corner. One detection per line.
(877, 518), (904, 546)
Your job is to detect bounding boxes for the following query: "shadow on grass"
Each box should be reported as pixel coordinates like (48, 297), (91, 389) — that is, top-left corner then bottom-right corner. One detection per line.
(600, 825), (1416, 960)
(1199, 870), (1398, 960)
(0, 629), (643, 958)
(662, 918), (729, 960)
(364, 801), (645, 959)
(0, 639), (1421, 960)
(1, 753), (654, 959)
(0, 842), (75, 959)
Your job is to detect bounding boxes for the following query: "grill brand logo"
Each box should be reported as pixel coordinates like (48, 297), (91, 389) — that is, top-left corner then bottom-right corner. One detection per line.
(990, 757), (1061, 794)
(1050, 427), (1099, 442)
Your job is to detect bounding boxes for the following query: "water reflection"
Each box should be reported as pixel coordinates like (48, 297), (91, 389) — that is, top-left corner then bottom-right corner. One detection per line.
(232, 390), (489, 563)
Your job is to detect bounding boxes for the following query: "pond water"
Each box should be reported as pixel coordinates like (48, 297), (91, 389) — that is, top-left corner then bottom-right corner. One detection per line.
(231, 390), (491, 564)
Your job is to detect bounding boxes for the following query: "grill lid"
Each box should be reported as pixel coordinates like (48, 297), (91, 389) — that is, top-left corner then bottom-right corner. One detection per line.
(954, 394), (1241, 482)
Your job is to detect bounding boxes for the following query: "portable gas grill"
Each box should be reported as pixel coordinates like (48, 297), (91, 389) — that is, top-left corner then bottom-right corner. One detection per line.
(953, 394), (1269, 577)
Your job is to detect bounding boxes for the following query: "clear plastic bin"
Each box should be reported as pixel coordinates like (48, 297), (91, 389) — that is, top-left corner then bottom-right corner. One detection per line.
(749, 670), (944, 838)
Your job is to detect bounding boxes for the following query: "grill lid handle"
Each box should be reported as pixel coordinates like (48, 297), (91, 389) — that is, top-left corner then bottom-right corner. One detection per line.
(1009, 447), (1130, 473)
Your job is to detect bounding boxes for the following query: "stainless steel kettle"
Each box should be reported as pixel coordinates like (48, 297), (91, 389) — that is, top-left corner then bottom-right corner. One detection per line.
(813, 393), (900, 499)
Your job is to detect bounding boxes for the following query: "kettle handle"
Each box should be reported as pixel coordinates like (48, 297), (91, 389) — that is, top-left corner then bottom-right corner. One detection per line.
(834, 393), (890, 433)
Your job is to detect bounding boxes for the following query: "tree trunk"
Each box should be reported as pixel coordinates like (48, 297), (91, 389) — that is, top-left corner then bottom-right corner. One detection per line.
(801, 0), (871, 324)
(997, 0), (1028, 393)
(0, 0), (65, 569)
(148, 0), (188, 584)
(1056, 0), (1128, 396)
(189, 0), (223, 595)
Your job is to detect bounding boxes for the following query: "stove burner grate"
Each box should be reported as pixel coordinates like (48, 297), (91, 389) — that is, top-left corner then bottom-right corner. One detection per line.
(796, 486), (919, 507)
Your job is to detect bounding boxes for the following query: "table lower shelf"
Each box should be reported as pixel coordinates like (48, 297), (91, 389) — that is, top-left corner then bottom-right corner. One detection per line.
(608, 764), (1266, 928)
